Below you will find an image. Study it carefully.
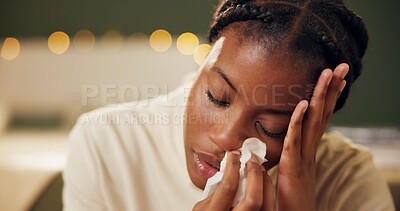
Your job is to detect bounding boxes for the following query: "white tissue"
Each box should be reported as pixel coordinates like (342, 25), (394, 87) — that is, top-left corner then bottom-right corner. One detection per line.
(203, 137), (267, 206)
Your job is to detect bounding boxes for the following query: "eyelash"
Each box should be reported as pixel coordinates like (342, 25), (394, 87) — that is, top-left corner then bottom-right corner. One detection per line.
(256, 121), (287, 139)
(206, 90), (230, 107)
(206, 89), (286, 139)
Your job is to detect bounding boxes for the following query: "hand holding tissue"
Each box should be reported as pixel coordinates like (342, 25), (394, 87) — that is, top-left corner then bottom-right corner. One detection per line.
(203, 137), (267, 206)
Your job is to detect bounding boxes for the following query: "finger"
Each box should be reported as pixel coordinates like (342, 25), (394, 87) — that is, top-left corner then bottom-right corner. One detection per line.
(261, 171), (275, 211)
(193, 196), (212, 211)
(319, 63), (349, 138)
(235, 153), (263, 210)
(282, 100), (308, 161)
(209, 150), (241, 210)
(302, 68), (332, 158)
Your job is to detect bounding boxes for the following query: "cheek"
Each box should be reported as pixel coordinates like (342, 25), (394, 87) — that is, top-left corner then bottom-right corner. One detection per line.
(184, 81), (212, 142)
(264, 140), (284, 170)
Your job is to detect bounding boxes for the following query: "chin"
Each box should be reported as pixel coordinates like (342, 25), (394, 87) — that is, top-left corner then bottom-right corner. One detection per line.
(187, 166), (207, 190)
(191, 174), (207, 190)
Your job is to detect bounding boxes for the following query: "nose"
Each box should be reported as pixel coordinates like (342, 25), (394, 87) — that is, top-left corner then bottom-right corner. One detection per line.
(208, 110), (248, 151)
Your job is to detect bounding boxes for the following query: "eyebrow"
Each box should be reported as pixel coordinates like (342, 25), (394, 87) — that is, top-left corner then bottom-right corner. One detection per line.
(211, 66), (238, 93)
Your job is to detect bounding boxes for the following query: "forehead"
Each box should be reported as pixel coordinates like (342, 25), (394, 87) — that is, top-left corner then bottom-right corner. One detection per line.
(210, 29), (309, 87)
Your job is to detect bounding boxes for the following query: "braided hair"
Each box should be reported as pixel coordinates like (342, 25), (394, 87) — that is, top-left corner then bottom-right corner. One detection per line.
(208, 0), (368, 112)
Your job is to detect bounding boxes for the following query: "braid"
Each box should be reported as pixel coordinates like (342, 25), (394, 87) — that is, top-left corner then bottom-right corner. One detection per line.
(334, 3), (369, 85)
(208, 0), (368, 113)
(305, 0), (368, 111)
(332, 3), (368, 111)
(319, 30), (353, 112)
(211, 0), (253, 31)
(209, 3), (273, 43)
(334, 3), (369, 58)
(209, 2), (301, 44)
(213, 0), (234, 20)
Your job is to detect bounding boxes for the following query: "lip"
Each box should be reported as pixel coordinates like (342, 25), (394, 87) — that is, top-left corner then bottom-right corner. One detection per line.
(193, 151), (222, 179)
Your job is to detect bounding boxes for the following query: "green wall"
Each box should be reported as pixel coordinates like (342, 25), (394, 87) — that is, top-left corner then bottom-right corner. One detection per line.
(0, 0), (218, 37)
(331, 0), (400, 127)
(1, 0), (399, 126)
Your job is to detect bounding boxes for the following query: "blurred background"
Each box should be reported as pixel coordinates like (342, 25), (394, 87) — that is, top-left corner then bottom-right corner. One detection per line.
(0, 0), (399, 210)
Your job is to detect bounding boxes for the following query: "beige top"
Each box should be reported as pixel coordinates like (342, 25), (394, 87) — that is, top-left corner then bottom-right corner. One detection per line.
(63, 82), (395, 211)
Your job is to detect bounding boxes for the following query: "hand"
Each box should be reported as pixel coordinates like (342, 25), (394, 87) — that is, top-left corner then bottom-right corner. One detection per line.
(276, 63), (349, 211)
(193, 151), (275, 211)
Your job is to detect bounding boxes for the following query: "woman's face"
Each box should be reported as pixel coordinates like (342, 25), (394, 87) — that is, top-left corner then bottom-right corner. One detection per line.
(183, 29), (310, 189)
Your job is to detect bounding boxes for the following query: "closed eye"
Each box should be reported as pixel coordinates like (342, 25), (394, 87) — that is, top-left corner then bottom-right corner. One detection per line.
(256, 121), (287, 139)
(206, 90), (230, 107)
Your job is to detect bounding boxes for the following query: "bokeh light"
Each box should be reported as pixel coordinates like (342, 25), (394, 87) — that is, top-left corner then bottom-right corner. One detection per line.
(193, 44), (212, 65)
(149, 29), (172, 52)
(176, 32), (199, 55)
(1, 37), (20, 61)
(127, 32), (148, 44)
(100, 30), (124, 52)
(73, 30), (95, 52)
(48, 31), (70, 54)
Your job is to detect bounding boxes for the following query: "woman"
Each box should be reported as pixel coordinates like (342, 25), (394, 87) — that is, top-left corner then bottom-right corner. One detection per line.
(63, 0), (395, 210)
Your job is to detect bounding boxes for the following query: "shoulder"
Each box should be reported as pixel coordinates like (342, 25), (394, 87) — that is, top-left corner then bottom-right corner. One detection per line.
(316, 131), (395, 211)
(316, 130), (376, 187)
(317, 130), (372, 165)
(316, 130), (374, 194)
(68, 81), (194, 162)
(63, 78), (197, 210)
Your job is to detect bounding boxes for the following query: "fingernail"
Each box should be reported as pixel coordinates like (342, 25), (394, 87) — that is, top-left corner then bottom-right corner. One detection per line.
(323, 69), (333, 85)
(230, 150), (241, 156)
(341, 65), (349, 79)
(298, 100), (308, 113)
(339, 80), (347, 92)
(297, 100), (305, 108)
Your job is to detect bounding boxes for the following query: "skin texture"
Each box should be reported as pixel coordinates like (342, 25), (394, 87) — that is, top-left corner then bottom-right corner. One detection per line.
(184, 28), (349, 210)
